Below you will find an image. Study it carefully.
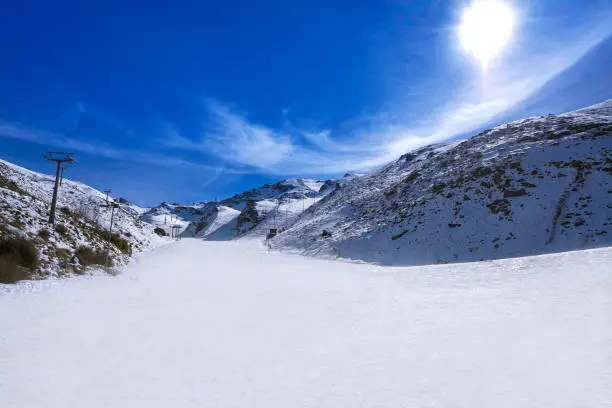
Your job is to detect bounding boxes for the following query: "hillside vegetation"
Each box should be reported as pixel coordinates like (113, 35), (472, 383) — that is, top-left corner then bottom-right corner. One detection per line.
(0, 160), (164, 282)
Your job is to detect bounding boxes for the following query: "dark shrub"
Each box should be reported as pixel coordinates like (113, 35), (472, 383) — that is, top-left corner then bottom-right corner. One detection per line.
(75, 246), (109, 267)
(0, 237), (39, 283)
(111, 234), (131, 254)
(60, 206), (71, 215)
(432, 183), (446, 194)
(402, 171), (421, 184)
(38, 229), (50, 240)
(54, 223), (68, 235)
(321, 230), (332, 238)
(56, 248), (71, 260)
(0, 175), (27, 196)
(154, 227), (168, 237)
(473, 166), (494, 178)
(88, 225), (108, 241)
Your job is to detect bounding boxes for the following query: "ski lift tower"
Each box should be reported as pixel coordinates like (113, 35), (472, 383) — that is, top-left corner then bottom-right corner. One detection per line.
(171, 224), (182, 240)
(100, 201), (120, 267)
(43, 152), (76, 224)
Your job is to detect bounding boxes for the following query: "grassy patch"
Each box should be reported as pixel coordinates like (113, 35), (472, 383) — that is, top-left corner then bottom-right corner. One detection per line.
(473, 167), (493, 178)
(0, 175), (28, 196)
(432, 183), (446, 194)
(401, 171), (421, 184)
(38, 229), (50, 240)
(75, 246), (109, 267)
(54, 223), (68, 235)
(0, 237), (39, 283)
(111, 234), (131, 254)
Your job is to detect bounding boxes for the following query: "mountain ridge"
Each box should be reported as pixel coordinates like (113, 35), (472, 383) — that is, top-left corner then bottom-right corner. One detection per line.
(269, 100), (612, 264)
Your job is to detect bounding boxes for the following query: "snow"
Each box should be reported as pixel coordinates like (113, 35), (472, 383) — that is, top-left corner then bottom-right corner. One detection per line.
(1, 240), (611, 407)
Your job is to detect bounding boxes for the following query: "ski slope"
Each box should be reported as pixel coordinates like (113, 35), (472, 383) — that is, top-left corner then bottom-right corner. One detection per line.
(1, 240), (611, 407)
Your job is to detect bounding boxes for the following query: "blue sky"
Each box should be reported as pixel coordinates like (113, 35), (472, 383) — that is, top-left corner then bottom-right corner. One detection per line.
(0, 0), (611, 206)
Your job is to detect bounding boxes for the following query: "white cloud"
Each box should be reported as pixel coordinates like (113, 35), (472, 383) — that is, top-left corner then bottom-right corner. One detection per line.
(204, 101), (294, 169)
(159, 100), (396, 175)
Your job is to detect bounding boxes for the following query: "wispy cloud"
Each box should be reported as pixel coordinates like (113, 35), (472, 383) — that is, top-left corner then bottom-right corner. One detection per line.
(159, 100), (394, 175)
(0, 120), (234, 172)
(204, 101), (294, 169)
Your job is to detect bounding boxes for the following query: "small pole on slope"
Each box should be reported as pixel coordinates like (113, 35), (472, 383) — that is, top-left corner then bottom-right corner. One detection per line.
(170, 224), (180, 240)
(101, 201), (119, 267)
(43, 152), (75, 224)
(104, 189), (112, 204)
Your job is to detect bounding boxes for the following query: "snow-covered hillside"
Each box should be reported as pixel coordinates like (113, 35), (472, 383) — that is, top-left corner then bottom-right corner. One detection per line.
(270, 101), (612, 264)
(2, 239), (610, 407)
(143, 177), (336, 239)
(0, 159), (164, 279)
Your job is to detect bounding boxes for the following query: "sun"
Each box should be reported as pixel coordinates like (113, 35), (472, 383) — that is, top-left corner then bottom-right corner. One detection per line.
(459, 0), (515, 69)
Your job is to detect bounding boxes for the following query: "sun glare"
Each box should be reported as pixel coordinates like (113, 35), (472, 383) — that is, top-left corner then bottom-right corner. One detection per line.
(459, 0), (515, 69)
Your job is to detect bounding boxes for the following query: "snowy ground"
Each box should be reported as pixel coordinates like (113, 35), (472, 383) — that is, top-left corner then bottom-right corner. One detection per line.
(1, 240), (611, 407)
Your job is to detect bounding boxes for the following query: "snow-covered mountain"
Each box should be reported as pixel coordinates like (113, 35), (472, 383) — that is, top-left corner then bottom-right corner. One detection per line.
(269, 101), (612, 264)
(0, 159), (165, 278)
(143, 177), (340, 239)
(140, 202), (211, 235)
